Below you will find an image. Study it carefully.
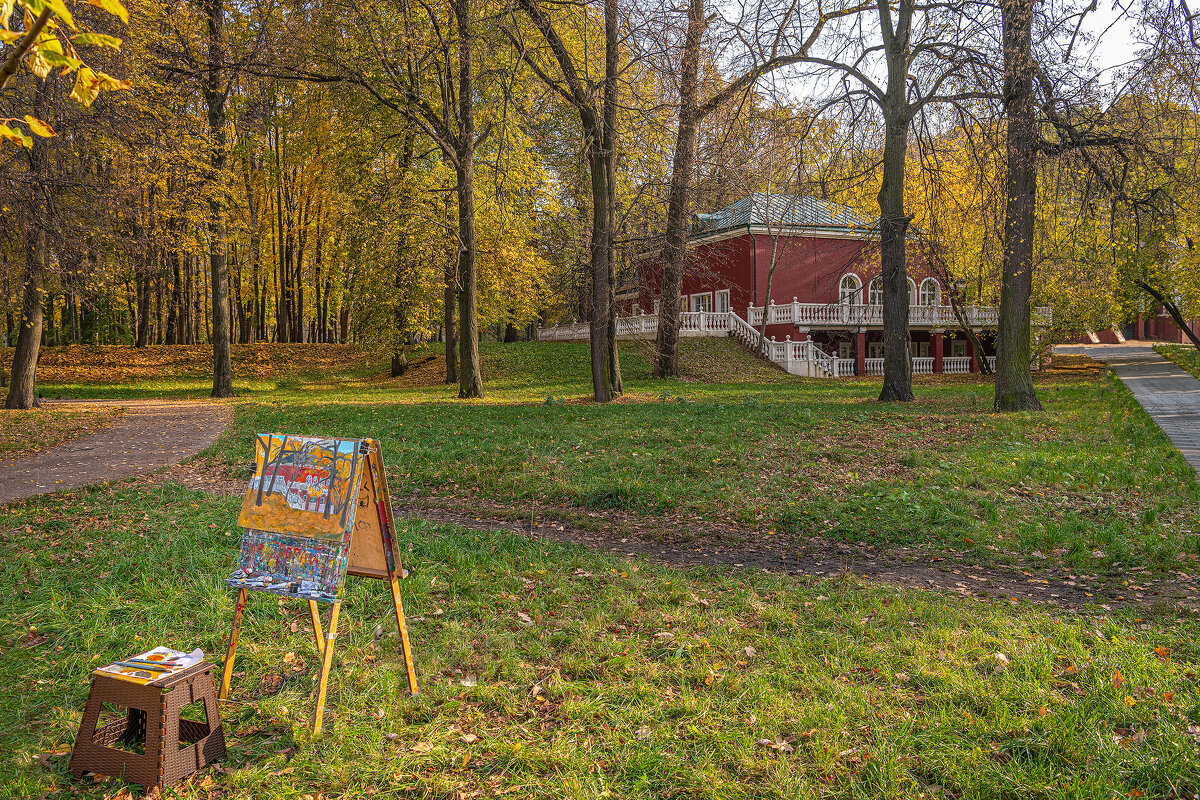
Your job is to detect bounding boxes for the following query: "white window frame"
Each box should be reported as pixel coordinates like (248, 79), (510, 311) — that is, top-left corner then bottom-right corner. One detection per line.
(911, 341), (930, 357)
(715, 289), (731, 313)
(868, 341), (885, 358)
(951, 339), (967, 357)
(690, 292), (713, 312)
(868, 277), (883, 305)
(838, 341), (853, 359)
(907, 278), (918, 305)
(919, 278), (940, 306)
(839, 274), (863, 306)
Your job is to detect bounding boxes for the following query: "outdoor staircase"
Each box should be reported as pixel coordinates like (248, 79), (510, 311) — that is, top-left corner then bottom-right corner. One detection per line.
(538, 309), (851, 377)
(536, 301), (1040, 378)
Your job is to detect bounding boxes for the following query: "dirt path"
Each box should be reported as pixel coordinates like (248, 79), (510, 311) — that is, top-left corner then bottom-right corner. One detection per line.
(397, 500), (1197, 614)
(143, 462), (1198, 613)
(1, 400), (231, 503)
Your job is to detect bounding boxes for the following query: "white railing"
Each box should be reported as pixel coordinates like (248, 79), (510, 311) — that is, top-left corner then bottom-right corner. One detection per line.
(943, 356), (972, 374)
(615, 314), (658, 336)
(985, 355), (996, 371)
(538, 322), (591, 341)
(745, 299), (1050, 329)
(537, 308), (1033, 379)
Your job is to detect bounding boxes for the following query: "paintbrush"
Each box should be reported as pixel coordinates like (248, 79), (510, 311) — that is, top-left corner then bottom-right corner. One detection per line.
(112, 661), (173, 672)
(125, 657), (181, 666)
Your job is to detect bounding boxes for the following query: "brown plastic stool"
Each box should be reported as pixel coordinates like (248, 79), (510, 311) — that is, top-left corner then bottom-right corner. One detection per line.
(69, 662), (226, 788)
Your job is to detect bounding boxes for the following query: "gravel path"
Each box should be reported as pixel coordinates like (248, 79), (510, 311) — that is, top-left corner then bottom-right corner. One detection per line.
(1056, 342), (1200, 477)
(0, 399), (231, 503)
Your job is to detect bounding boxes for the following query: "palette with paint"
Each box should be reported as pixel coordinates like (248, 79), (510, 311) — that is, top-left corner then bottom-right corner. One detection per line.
(94, 646), (205, 685)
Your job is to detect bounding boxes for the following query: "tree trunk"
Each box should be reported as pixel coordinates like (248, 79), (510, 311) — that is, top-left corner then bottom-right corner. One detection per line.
(6, 227), (46, 409)
(440, 181), (458, 382)
(587, 144), (612, 403)
(994, 0), (1042, 412)
(455, 0), (484, 399)
(654, 0), (706, 379)
(135, 272), (151, 347)
(6, 78), (52, 409)
(876, 0), (914, 402)
(603, 0), (622, 395)
(444, 264), (458, 382)
(876, 120), (913, 401)
(205, 0), (233, 397)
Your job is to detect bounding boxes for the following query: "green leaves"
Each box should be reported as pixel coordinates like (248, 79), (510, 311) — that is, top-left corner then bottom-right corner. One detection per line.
(73, 30), (122, 50)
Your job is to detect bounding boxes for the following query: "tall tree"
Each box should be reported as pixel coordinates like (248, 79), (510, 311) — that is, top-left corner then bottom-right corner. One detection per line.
(652, 0), (869, 378)
(793, 0), (988, 400)
(514, 0), (623, 401)
(205, 0), (233, 397)
(994, 0), (1042, 410)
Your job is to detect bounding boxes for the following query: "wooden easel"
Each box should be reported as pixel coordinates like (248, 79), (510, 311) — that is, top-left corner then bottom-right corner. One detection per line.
(219, 438), (418, 735)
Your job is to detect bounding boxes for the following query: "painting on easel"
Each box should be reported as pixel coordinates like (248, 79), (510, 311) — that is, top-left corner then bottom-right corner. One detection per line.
(226, 434), (365, 601)
(221, 433), (419, 734)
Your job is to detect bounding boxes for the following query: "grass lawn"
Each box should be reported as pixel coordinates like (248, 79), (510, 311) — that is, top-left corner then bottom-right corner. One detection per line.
(1157, 344), (1200, 381)
(164, 339), (1199, 575)
(0, 405), (124, 461)
(3, 483), (1199, 799)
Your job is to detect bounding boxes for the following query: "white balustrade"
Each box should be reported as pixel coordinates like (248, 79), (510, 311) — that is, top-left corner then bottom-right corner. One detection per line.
(537, 302), (1047, 377)
(943, 356), (971, 374)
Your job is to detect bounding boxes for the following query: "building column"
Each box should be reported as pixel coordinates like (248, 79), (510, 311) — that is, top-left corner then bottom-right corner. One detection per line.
(855, 330), (866, 377)
(931, 330), (944, 374)
(967, 336), (980, 373)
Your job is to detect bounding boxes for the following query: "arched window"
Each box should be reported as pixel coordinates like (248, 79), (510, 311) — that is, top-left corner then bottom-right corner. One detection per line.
(839, 274), (862, 305)
(919, 278), (940, 306)
(868, 280), (888, 309)
(868, 277), (883, 305)
(907, 278), (918, 305)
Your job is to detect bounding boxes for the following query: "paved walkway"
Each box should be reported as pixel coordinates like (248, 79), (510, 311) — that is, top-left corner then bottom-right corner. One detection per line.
(1056, 342), (1200, 476)
(1, 399), (231, 503)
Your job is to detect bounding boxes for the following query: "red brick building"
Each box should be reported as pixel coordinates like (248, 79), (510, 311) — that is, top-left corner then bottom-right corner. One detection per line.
(623, 194), (1038, 375)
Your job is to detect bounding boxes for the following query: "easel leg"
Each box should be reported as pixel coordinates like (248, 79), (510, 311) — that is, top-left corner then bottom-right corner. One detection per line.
(308, 599), (325, 656)
(312, 600), (341, 736)
(389, 576), (420, 696)
(220, 588), (247, 701)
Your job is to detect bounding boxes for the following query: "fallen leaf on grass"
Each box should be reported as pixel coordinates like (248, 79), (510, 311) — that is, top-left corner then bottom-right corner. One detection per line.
(516, 611), (534, 627)
(460, 733), (479, 744)
(411, 741), (434, 754)
(36, 749), (70, 768)
(270, 766), (295, 776)
(758, 735), (794, 752)
(634, 725), (651, 740)
(460, 674), (477, 687)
